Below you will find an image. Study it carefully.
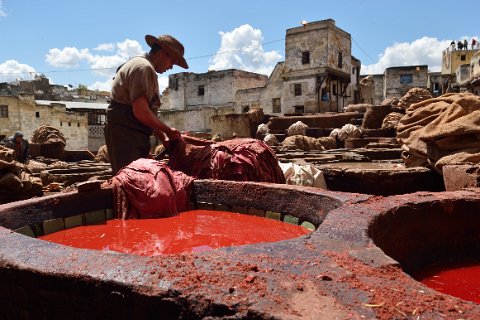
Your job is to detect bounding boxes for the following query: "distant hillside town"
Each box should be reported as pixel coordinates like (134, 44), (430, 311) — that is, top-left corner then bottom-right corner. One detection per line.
(1, 19), (479, 151)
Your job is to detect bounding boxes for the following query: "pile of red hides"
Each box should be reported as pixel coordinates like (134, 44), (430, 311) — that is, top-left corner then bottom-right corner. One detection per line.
(111, 158), (194, 219)
(167, 136), (286, 184)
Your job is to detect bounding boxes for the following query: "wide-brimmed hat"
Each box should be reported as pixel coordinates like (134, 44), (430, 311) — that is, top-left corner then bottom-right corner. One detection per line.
(145, 34), (188, 69)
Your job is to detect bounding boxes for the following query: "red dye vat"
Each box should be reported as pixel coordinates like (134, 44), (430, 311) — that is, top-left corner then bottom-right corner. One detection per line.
(414, 262), (480, 304)
(39, 210), (311, 256)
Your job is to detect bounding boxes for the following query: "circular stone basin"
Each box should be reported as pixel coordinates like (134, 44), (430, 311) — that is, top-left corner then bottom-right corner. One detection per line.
(2, 182), (480, 318)
(368, 190), (480, 303)
(317, 161), (444, 195)
(39, 210), (310, 256)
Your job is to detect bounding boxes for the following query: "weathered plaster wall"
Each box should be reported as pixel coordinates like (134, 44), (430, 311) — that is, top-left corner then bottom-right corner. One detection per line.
(283, 19), (352, 113)
(456, 64), (471, 84)
(472, 52), (480, 78)
(166, 70), (267, 111)
(159, 107), (234, 132)
(372, 74), (385, 104)
(0, 95), (88, 150)
(384, 66), (428, 99)
(210, 113), (252, 138)
(442, 48), (477, 76)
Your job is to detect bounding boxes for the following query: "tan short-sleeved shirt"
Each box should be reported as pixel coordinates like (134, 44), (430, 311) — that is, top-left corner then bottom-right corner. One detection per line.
(111, 54), (160, 108)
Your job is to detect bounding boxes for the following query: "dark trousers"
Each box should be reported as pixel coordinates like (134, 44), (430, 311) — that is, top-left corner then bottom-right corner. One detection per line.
(104, 101), (152, 175)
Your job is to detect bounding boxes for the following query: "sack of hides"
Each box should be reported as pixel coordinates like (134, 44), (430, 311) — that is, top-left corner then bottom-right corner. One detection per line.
(344, 104), (371, 113)
(31, 125), (66, 145)
(263, 133), (278, 146)
(167, 136), (285, 184)
(381, 97), (400, 107)
(381, 112), (404, 129)
(397, 87), (433, 110)
(287, 121), (308, 136)
(257, 123), (269, 135)
(94, 145), (110, 163)
(0, 159), (43, 204)
(279, 162), (327, 188)
(281, 135), (336, 151)
(0, 145), (15, 162)
(396, 93), (480, 173)
(336, 124), (362, 141)
(111, 159), (194, 219)
(247, 106), (264, 124)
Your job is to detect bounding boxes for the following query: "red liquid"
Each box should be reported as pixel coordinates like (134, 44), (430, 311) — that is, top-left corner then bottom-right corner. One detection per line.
(39, 210), (311, 256)
(414, 262), (480, 304)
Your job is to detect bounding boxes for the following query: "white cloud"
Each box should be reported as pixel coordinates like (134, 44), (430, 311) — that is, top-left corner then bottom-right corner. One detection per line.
(94, 43), (114, 51)
(89, 79), (112, 92)
(208, 24), (282, 76)
(87, 55), (127, 78)
(0, 0), (6, 17)
(45, 47), (91, 67)
(0, 60), (37, 82)
(116, 39), (144, 59)
(361, 37), (454, 75)
(45, 39), (145, 89)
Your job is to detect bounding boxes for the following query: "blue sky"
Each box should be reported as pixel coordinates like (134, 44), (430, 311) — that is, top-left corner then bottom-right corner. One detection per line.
(0, 0), (478, 92)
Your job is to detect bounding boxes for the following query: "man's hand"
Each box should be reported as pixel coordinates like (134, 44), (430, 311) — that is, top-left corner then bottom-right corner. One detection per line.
(166, 127), (181, 140)
(154, 127), (182, 149)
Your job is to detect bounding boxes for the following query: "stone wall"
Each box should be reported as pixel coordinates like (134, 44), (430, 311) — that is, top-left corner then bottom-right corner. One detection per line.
(456, 64), (471, 84)
(472, 52), (480, 78)
(441, 48), (477, 76)
(235, 62), (285, 115)
(210, 113), (252, 138)
(159, 107), (234, 132)
(384, 65), (428, 100)
(166, 70), (268, 111)
(371, 75), (383, 104)
(283, 19), (353, 113)
(0, 95), (88, 150)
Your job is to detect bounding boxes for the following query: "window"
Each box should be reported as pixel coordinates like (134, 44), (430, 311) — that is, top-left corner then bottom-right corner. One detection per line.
(272, 98), (281, 113)
(302, 51), (310, 65)
(88, 112), (106, 125)
(35, 111), (40, 118)
(461, 55), (466, 61)
(60, 121), (63, 126)
(338, 52), (343, 68)
(400, 74), (413, 84)
(433, 82), (440, 92)
(294, 105), (304, 114)
(294, 84), (302, 96)
(0, 105), (8, 118)
(352, 67), (355, 74)
(68, 122), (71, 126)
(332, 84), (337, 95)
(77, 122), (80, 127)
(170, 78), (179, 91)
(198, 85), (205, 96)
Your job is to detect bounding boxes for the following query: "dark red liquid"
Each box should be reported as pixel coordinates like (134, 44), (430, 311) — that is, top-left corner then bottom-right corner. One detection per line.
(414, 262), (480, 304)
(39, 210), (310, 256)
